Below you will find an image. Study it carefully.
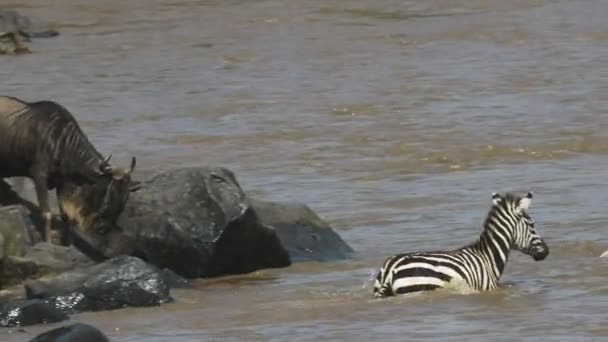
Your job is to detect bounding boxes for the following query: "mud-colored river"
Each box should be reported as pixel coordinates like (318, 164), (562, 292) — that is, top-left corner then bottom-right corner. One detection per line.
(2, 0), (607, 341)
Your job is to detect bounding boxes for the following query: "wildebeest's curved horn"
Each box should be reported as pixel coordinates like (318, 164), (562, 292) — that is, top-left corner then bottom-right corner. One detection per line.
(127, 156), (136, 175)
(98, 154), (113, 174)
(103, 154), (112, 164)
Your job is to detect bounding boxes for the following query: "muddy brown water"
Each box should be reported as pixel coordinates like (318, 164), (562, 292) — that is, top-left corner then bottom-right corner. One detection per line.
(1, 0), (608, 341)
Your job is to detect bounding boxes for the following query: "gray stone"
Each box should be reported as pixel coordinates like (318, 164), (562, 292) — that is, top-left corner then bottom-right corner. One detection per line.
(26, 256), (172, 314)
(68, 167), (291, 278)
(0, 299), (67, 327)
(250, 198), (354, 262)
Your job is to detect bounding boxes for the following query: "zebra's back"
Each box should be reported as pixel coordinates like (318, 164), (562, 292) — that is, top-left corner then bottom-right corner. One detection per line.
(373, 251), (475, 297)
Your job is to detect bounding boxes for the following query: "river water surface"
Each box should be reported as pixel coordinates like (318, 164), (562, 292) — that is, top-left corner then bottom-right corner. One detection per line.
(1, 0), (607, 341)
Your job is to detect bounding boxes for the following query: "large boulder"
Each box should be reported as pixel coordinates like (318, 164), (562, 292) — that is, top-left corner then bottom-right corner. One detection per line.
(249, 199), (353, 262)
(68, 167), (292, 278)
(0, 9), (59, 55)
(0, 299), (67, 327)
(25, 256), (172, 314)
(30, 323), (109, 342)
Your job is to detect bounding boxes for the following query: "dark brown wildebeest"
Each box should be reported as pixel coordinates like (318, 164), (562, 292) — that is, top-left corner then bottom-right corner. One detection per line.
(0, 95), (136, 243)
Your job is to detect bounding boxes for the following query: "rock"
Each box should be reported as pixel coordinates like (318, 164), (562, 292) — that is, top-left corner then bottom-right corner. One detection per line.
(68, 167), (291, 278)
(2, 242), (92, 289)
(30, 323), (109, 342)
(249, 199), (354, 262)
(0, 9), (59, 55)
(0, 205), (41, 256)
(0, 299), (67, 327)
(0, 204), (43, 288)
(26, 256), (172, 314)
(601, 250), (608, 258)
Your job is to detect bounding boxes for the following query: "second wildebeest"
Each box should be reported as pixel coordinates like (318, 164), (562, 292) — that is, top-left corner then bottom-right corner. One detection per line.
(0, 95), (136, 243)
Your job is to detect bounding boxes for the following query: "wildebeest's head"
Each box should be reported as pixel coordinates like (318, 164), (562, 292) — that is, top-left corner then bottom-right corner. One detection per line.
(57, 156), (141, 235)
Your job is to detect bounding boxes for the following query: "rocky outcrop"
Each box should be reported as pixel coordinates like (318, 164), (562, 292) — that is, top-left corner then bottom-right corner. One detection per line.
(30, 323), (109, 342)
(0, 299), (68, 327)
(25, 256), (172, 314)
(60, 167), (354, 278)
(0, 9), (59, 55)
(250, 199), (353, 262)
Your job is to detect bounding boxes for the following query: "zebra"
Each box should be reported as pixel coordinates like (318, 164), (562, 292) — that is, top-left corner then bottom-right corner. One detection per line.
(373, 191), (549, 297)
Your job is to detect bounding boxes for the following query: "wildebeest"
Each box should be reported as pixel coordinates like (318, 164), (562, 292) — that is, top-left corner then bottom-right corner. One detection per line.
(56, 164), (140, 247)
(0, 95), (136, 243)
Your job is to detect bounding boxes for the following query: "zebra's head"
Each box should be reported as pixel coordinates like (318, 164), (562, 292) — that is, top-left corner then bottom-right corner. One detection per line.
(491, 191), (549, 261)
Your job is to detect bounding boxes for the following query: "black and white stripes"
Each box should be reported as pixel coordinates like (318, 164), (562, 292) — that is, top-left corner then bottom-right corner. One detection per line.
(373, 192), (549, 297)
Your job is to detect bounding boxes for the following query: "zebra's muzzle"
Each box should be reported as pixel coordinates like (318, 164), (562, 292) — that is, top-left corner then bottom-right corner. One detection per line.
(531, 241), (549, 261)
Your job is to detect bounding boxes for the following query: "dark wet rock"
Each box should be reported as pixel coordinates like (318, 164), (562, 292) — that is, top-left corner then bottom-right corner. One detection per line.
(30, 323), (109, 342)
(68, 167), (291, 278)
(2, 242), (93, 289)
(0, 9), (59, 55)
(249, 199), (354, 262)
(0, 299), (67, 327)
(26, 256), (172, 314)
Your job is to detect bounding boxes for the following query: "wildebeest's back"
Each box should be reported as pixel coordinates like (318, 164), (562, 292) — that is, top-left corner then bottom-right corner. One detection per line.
(0, 96), (36, 177)
(0, 96), (104, 181)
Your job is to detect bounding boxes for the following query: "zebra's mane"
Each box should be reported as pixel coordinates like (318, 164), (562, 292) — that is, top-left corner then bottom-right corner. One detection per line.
(480, 192), (521, 230)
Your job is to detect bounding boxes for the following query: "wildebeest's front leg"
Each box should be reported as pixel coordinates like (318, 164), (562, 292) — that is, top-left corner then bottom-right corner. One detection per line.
(32, 172), (52, 242)
(58, 205), (72, 246)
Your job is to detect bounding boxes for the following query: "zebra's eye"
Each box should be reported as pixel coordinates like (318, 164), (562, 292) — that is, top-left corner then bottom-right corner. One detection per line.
(529, 220), (535, 228)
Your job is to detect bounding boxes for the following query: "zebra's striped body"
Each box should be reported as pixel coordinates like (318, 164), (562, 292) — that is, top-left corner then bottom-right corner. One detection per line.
(373, 192), (549, 297)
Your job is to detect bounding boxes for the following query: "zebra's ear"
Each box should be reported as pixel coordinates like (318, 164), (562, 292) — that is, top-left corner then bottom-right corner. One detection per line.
(491, 192), (502, 205)
(517, 192), (533, 212)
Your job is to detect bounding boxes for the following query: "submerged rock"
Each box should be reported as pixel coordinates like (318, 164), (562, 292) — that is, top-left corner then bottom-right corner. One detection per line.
(30, 323), (109, 342)
(0, 299), (67, 327)
(0, 9), (59, 55)
(250, 199), (354, 262)
(25, 256), (172, 314)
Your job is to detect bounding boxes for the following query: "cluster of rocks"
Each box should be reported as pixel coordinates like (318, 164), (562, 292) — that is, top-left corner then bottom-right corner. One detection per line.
(0, 9), (353, 340)
(0, 167), (353, 340)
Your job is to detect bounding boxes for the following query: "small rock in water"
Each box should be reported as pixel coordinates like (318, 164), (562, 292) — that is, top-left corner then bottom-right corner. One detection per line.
(26, 256), (172, 314)
(29, 323), (109, 342)
(0, 299), (67, 327)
